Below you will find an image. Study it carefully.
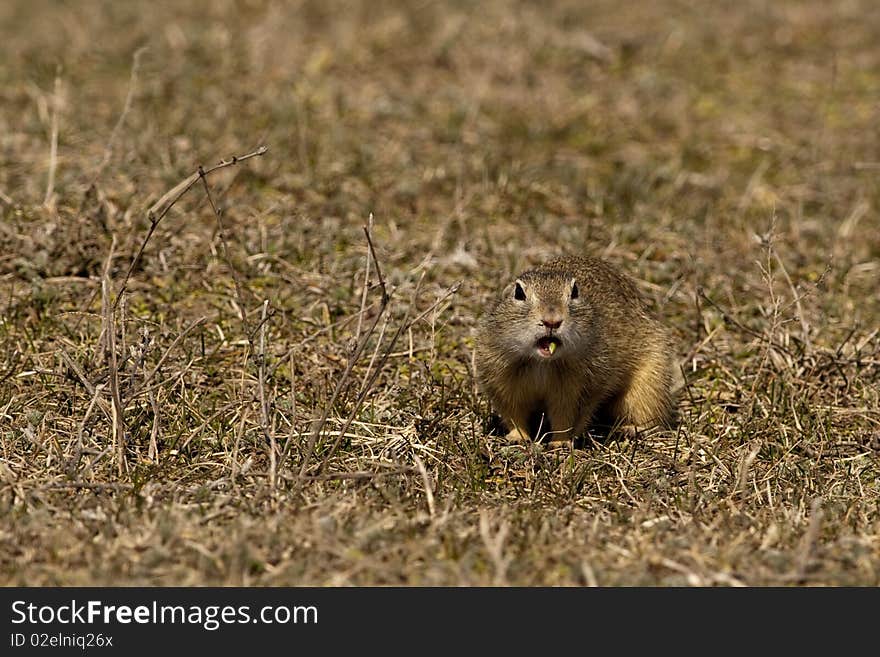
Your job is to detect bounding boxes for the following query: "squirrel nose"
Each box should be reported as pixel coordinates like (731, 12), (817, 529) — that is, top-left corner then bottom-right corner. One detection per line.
(541, 318), (562, 330)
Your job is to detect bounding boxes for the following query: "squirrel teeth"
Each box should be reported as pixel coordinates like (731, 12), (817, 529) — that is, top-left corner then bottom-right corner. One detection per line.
(548, 341), (556, 354)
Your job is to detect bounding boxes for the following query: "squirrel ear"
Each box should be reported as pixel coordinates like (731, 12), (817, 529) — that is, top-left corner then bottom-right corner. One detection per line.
(570, 278), (579, 299)
(513, 280), (526, 300)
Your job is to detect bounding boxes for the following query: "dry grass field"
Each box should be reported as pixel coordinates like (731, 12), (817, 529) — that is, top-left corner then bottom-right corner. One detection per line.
(1, 0), (878, 586)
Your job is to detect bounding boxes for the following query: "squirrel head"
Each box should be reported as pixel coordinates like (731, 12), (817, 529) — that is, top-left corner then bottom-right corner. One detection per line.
(490, 268), (595, 362)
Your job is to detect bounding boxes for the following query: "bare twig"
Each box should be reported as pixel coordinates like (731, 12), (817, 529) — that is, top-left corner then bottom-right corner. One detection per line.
(230, 408), (247, 489)
(133, 316), (207, 396)
(67, 383), (106, 477)
(405, 281), (461, 327)
(0, 348), (21, 388)
(148, 385), (160, 463)
(177, 400), (248, 453)
(115, 145), (268, 307)
(199, 164), (252, 339)
(699, 289), (796, 358)
(119, 293), (127, 380)
(297, 296), (392, 479)
(59, 347), (97, 397)
(257, 299), (277, 488)
(297, 221), (395, 480)
(358, 308), (392, 395)
(280, 351), (298, 465)
(772, 247), (813, 354)
(313, 277), (462, 476)
(354, 213), (374, 344)
(313, 279), (424, 475)
(362, 217), (389, 306)
(101, 239), (126, 476)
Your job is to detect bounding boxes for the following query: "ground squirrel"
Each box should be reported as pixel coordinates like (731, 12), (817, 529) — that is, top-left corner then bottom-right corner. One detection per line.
(475, 255), (679, 442)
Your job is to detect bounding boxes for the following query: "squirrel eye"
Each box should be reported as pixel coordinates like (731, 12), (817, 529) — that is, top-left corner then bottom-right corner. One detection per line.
(513, 282), (526, 301)
(571, 282), (579, 299)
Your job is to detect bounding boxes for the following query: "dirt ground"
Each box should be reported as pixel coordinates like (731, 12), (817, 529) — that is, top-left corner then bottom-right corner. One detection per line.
(1, 0), (878, 585)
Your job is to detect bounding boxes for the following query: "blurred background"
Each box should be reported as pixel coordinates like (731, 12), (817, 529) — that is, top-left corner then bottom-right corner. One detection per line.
(1, 1), (878, 585)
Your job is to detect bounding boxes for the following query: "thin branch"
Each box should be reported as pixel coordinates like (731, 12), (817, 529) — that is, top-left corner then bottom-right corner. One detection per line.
(257, 300), (277, 489)
(772, 247), (813, 354)
(58, 347), (96, 397)
(296, 216), (395, 480)
(148, 385), (160, 463)
(0, 348), (22, 386)
(354, 213), (374, 344)
(314, 280), (463, 476)
(358, 308), (392, 395)
(67, 383), (106, 478)
(101, 238), (126, 476)
(362, 217), (389, 306)
(297, 290), (393, 480)
(314, 276), (462, 476)
(132, 316), (207, 396)
(199, 164), (252, 339)
(407, 281), (461, 327)
(699, 289), (796, 358)
(279, 350), (299, 465)
(115, 145), (268, 307)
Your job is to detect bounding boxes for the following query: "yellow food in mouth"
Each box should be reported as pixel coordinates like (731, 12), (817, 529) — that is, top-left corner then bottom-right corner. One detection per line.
(536, 336), (561, 357)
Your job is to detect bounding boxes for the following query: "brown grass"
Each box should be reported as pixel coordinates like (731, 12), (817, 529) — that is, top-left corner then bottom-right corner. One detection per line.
(0, 0), (878, 586)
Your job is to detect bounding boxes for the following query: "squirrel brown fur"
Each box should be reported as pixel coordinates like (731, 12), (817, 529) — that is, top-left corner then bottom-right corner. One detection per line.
(475, 255), (680, 442)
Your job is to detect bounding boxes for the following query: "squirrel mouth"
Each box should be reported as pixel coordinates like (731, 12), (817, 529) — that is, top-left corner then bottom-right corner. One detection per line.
(536, 336), (562, 358)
